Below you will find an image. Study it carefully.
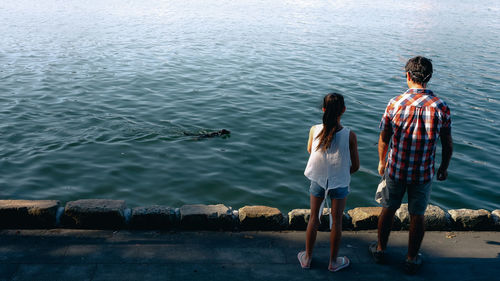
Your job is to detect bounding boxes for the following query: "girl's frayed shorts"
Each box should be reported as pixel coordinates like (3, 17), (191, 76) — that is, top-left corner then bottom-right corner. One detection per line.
(309, 181), (349, 200)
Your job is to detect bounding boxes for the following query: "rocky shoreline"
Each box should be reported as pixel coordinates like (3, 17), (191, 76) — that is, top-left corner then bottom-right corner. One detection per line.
(1, 199), (498, 231)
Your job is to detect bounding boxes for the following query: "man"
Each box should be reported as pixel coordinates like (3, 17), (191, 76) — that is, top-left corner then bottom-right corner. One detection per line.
(371, 56), (453, 274)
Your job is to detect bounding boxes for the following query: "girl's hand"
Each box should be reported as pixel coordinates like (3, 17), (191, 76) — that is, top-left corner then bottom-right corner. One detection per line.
(307, 126), (315, 154)
(349, 131), (359, 174)
(378, 161), (386, 176)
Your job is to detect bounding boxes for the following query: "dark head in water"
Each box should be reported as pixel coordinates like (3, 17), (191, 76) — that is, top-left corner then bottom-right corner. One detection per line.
(199, 129), (230, 139)
(183, 129), (231, 139)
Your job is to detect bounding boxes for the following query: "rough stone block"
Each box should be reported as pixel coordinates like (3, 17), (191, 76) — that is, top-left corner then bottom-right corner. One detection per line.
(288, 208), (353, 230)
(347, 207), (380, 230)
(61, 199), (126, 229)
(130, 206), (178, 230)
(492, 210), (500, 230)
(342, 212), (353, 230)
(288, 209), (307, 230)
(287, 208), (324, 230)
(395, 204), (451, 230)
(239, 206), (286, 230)
(318, 209), (353, 231)
(180, 204), (234, 230)
(347, 207), (400, 230)
(448, 209), (492, 230)
(0, 200), (60, 228)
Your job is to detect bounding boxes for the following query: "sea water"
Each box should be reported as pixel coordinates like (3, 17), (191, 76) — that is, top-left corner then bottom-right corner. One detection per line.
(1, 0), (499, 211)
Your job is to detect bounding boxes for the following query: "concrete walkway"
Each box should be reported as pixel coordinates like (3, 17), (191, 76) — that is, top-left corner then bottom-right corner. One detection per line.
(0, 229), (499, 281)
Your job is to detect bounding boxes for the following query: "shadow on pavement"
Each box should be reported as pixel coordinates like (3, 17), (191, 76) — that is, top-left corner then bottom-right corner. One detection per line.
(0, 229), (499, 281)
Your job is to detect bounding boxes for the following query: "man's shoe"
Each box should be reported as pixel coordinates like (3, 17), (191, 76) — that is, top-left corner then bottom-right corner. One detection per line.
(369, 242), (385, 264)
(404, 253), (423, 274)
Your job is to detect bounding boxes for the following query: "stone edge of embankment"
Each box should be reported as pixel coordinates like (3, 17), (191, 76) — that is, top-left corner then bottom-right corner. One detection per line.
(0, 199), (499, 231)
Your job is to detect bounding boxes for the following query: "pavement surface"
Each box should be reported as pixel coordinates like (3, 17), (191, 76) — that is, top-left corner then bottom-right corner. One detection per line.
(0, 229), (499, 281)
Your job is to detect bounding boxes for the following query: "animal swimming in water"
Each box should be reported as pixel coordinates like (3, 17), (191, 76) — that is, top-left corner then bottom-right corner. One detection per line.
(183, 129), (231, 140)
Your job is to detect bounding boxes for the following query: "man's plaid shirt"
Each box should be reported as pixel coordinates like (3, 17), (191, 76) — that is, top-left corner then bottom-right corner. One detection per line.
(380, 89), (451, 184)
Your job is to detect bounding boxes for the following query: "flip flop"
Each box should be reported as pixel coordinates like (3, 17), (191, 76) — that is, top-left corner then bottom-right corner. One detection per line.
(369, 241), (385, 264)
(297, 251), (311, 269)
(328, 256), (350, 272)
(404, 253), (423, 275)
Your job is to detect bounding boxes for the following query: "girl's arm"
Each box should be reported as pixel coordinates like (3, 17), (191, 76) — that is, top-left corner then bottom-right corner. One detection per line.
(307, 126), (315, 154)
(349, 130), (360, 174)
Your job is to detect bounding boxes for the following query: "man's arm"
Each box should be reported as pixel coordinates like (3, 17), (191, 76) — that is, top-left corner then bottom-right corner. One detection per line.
(437, 132), (453, 181)
(378, 129), (391, 176)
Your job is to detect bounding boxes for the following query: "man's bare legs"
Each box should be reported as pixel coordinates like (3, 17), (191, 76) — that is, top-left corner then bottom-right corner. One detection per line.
(377, 208), (425, 261)
(408, 214), (425, 260)
(377, 207), (396, 252)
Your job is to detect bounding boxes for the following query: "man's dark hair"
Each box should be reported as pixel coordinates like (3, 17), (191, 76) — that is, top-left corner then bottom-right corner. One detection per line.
(405, 56), (433, 84)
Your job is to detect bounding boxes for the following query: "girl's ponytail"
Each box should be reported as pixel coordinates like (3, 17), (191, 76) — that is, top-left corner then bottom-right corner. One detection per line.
(316, 93), (345, 151)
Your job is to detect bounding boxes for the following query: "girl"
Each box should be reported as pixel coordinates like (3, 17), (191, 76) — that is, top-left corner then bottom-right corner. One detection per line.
(298, 93), (359, 272)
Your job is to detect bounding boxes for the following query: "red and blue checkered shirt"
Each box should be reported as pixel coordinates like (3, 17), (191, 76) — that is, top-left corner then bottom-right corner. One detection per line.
(380, 89), (451, 184)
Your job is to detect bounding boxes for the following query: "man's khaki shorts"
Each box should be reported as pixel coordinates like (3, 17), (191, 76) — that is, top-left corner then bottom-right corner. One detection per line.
(380, 175), (432, 215)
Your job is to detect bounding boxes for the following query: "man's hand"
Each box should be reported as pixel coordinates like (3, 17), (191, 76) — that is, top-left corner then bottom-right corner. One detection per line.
(378, 161), (386, 176)
(437, 166), (448, 181)
(437, 132), (452, 181)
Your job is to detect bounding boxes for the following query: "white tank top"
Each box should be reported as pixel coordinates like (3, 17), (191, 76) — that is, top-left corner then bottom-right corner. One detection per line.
(304, 124), (351, 190)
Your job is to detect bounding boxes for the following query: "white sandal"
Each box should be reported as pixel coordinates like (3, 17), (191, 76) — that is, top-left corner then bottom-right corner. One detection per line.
(297, 251), (311, 269)
(328, 256), (350, 272)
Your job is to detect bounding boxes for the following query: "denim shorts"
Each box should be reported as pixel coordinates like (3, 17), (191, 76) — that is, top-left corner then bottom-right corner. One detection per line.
(381, 174), (432, 215)
(309, 181), (349, 200)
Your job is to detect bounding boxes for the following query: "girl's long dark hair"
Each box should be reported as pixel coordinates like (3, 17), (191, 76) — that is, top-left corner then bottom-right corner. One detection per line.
(316, 93), (345, 151)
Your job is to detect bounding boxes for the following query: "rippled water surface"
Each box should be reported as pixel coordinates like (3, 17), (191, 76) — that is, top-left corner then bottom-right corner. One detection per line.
(1, 0), (499, 211)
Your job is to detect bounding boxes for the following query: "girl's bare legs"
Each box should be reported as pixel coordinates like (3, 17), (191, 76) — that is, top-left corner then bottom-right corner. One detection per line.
(329, 197), (347, 265)
(305, 194), (324, 260)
